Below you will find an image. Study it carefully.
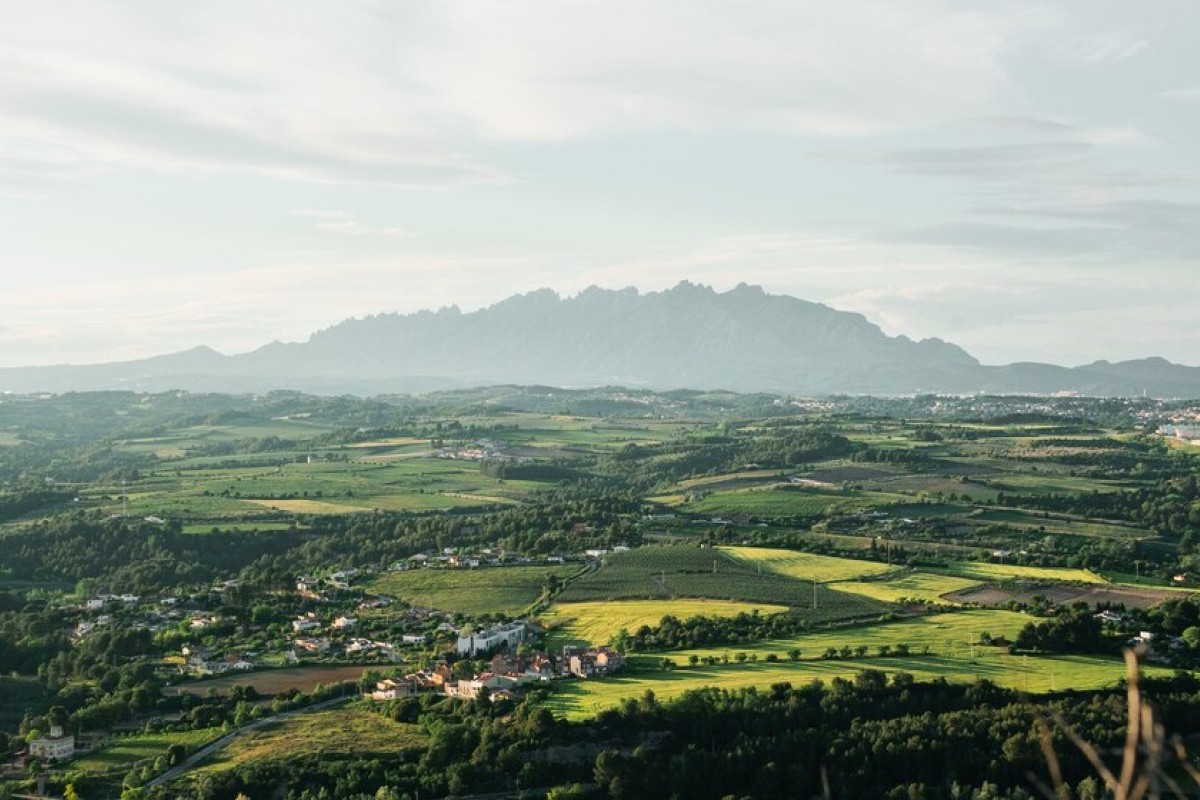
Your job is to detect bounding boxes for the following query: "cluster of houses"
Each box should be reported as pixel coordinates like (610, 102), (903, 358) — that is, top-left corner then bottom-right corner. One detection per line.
(435, 439), (511, 462)
(370, 645), (625, 703)
(181, 645), (255, 676)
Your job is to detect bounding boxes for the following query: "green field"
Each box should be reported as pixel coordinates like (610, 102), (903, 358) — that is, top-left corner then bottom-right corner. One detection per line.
(833, 572), (982, 604)
(196, 705), (426, 772)
(72, 728), (223, 773)
(543, 610), (1171, 720)
(719, 546), (894, 581)
(557, 546), (889, 623)
(540, 599), (790, 648)
(937, 561), (1107, 584)
(544, 651), (1170, 720)
(673, 486), (898, 518)
(368, 565), (572, 616)
(969, 508), (1147, 539)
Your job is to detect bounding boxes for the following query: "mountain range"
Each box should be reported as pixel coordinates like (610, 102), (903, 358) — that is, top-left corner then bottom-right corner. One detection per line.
(3, 282), (1197, 397)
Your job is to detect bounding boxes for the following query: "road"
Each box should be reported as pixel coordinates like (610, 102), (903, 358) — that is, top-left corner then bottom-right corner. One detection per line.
(144, 694), (352, 790)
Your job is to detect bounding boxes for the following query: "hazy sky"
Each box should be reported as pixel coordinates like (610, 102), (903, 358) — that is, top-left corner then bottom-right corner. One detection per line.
(1, 1), (1197, 368)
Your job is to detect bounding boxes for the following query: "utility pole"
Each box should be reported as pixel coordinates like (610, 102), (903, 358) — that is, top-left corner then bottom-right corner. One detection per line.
(812, 580), (818, 610)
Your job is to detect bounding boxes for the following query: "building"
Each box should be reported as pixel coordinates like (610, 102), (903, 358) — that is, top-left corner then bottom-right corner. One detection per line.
(29, 725), (74, 762)
(371, 679), (418, 701)
(566, 647), (625, 679)
(456, 621), (532, 656)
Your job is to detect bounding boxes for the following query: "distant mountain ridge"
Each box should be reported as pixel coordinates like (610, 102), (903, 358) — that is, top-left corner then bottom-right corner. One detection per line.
(2, 282), (1197, 397)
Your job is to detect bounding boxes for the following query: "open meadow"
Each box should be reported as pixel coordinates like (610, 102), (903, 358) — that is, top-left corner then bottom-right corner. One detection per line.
(540, 599), (790, 648)
(832, 572), (982, 604)
(544, 651), (1174, 720)
(195, 705), (427, 773)
(368, 565), (572, 616)
(556, 545), (890, 623)
(72, 728), (223, 774)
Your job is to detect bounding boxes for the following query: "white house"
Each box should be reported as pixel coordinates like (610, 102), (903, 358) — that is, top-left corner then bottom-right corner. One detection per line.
(29, 725), (74, 762)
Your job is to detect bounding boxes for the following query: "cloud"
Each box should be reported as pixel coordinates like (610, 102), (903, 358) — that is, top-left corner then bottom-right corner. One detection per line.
(1048, 31), (1148, 64)
(291, 209), (410, 238)
(0, 0), (1039, 191)
(1162, 87), (1200, 103)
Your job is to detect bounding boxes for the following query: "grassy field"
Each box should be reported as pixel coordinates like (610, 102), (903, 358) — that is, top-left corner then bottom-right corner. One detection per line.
(73, 728), (222, 773)
(542, 609), (1174, 720)
(171, 666), (370, 697)
(971, 508), (1147, 539)
(833, 572), (982, 604)
(556, 546), (890, 623)
(197, 705), (426, 772)
(544, 651), (1172, 720)
(368, 565), (572, 616)
(540, 599), (790, 648)
(719, 546), (894, 581)
(676, 486), (898, 518)
(937, 561), (1107, 584)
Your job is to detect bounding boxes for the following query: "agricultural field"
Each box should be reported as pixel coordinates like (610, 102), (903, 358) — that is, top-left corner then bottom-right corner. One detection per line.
(719, 546), (894, 581)
(545, 650), (1173, 721)
(72, 728), (223, 774)
(368, 565), (573, 616)
(936, 561), (1107, 584)
(196, 705), (426, 772)
(171, 666), (370, 697)
(968, 507), (1147, 539)
(670, 485), (900, 518)
(540, 599), (790, 648)
(946, 583), (1181, 610)
(557, 546), (889, 623)
(833, 572), (982, 604)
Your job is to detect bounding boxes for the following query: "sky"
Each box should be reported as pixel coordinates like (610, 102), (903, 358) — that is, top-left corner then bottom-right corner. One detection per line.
(0, 1), (1197, 368)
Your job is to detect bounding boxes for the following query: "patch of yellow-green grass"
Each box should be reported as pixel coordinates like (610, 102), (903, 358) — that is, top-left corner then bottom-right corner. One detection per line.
(544, 652), (1173, 721)
(198, 706), (425, 772)
(937, 561), (1107, 584)
(720, 546), (893, 582)
(73, 728), (223, 773)
(834, 572), (982, 604)
(540, 599), (789, 648)
(246, 498), (375, 514)
(662, 610), (1028, 665)
(368, 565), (574, 616)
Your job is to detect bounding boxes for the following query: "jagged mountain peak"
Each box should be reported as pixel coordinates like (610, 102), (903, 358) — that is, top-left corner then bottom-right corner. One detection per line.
(0, 283), (1194, 397)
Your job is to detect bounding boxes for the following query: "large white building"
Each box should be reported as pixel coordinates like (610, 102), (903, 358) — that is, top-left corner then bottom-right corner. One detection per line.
(29, 725), (74, 762)
(456, 621), (531, 656)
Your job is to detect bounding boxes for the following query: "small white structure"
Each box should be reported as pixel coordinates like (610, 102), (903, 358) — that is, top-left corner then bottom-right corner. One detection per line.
(292, 614), (321, 632)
